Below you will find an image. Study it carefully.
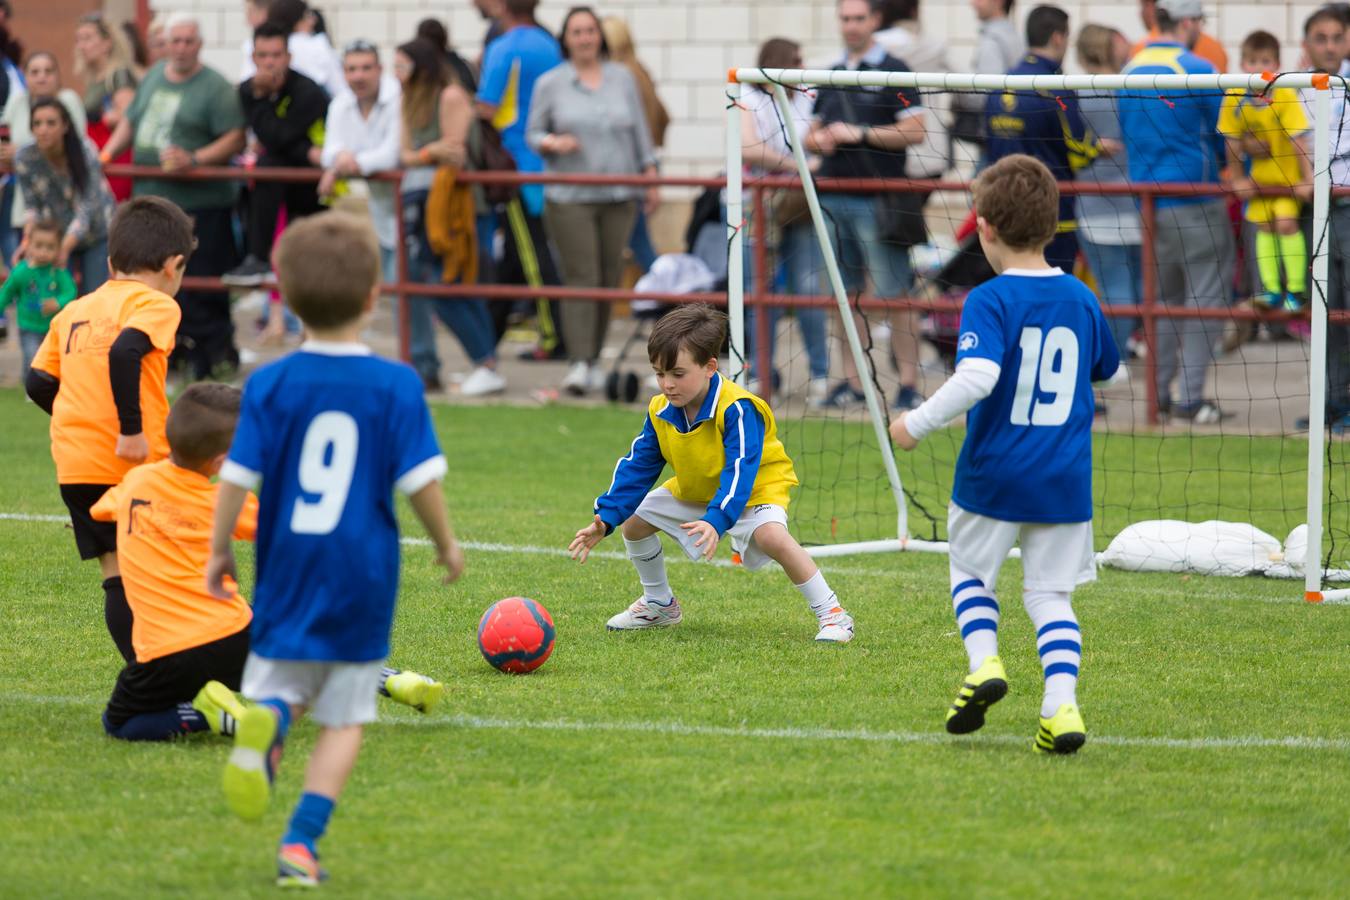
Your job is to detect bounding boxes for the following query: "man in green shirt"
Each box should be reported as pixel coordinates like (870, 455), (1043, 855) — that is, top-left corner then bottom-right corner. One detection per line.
(104, 13), (247, 379)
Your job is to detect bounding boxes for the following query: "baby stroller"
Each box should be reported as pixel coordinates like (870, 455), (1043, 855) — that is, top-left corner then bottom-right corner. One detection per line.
(602, 187), (728, 402)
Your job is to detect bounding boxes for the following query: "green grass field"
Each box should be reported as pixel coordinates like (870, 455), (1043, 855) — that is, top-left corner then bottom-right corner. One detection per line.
(2, 386), (1349, 898)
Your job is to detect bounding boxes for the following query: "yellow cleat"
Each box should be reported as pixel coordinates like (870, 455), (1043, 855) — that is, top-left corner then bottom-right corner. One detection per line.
(384, 671), (444, 714)
(192, 680), (246, 737)
(1034, 703), (1087, 755)
(945, 655), (1008, 735)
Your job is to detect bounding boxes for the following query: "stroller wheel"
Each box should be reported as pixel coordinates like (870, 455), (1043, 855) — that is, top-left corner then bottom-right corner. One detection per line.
(622, 371), (640, 403)
(604, 370), (621, 402)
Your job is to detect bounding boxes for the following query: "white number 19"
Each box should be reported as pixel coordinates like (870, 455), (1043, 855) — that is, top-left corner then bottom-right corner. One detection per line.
(1010, 326), (1079, 427)
(290, 411), (359, 535)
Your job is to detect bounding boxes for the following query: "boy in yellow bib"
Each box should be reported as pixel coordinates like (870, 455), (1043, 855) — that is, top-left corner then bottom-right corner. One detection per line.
(1220, 30), (1313, 310)
(569, 305), (854, 642)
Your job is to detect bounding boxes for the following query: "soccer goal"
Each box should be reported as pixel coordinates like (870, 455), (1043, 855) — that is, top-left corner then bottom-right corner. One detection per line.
(724, 66), (1349, 601)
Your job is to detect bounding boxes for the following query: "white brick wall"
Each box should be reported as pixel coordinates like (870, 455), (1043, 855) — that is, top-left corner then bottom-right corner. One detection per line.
(158, 0), (1297, 176)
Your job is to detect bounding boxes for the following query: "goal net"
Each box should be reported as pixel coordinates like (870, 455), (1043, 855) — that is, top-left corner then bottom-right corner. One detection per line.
(723, 66), (1350, 600)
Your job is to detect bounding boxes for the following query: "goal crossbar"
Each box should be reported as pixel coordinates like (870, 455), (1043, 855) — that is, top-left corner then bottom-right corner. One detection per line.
(730, 69), (1339, 93)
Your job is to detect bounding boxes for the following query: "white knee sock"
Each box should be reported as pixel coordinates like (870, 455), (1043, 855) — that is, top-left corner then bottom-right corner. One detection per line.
(624, 534), (674, 604)
(951, 570), (1000, 671)
(795, 571), (840, 618)
(1023, 589), (1081, 717)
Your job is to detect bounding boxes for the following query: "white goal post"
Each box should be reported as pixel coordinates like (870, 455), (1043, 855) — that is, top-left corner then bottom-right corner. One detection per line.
(724, 67), (1344, 601)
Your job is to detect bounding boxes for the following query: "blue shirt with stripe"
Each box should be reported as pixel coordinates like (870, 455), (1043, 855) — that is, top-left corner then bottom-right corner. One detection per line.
(1119, 41), (1226, 209)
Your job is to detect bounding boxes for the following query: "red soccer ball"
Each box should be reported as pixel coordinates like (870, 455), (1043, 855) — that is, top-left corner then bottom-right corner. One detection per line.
(477, 597), (556, 673)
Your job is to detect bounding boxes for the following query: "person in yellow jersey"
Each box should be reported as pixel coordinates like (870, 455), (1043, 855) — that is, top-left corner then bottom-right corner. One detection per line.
(569, 305), (854, 643)
(1220, 30), (1314, 311)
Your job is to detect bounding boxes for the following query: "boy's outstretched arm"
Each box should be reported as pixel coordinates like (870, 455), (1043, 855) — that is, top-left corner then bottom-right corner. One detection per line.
(408, 480), (464, 584)
(892, 359), (1001, 451)
(576, 417), (667, 561)
(207, 481), (250, 599)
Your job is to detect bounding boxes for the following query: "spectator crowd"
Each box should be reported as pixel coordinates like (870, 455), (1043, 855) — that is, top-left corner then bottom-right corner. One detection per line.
(0, 0), (1344, 428)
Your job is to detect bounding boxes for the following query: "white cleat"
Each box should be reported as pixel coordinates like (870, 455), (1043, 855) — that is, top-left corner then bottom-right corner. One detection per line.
(814, 608), (855, 643)
(606, 596), (682, 630)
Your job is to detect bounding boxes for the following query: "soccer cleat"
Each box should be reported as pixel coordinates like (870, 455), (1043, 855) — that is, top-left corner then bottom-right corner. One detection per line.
(223, 704), (283, 821)
(814, 608), (855, 643)
(606, 596), (682, 630)
(276, 843), (327, 889)
(945, 655), (1008, 735)
(1034, 703), (1087, 755)
(192, 680), (246, 737)
(384, 671), (444, 714)
(1280, 292), (1304, 313)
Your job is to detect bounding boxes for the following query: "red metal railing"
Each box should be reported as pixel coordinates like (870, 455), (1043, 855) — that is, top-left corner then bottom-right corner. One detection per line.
(106, 163), (1344, 422)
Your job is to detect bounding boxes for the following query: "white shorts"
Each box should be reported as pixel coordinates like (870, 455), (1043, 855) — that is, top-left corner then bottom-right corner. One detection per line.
(948, 503), (1096, 593)
(634, 487), (789, 571)
(240, 653), (384, 728)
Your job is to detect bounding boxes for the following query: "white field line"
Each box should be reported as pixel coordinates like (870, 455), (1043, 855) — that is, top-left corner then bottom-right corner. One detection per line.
(5, 510), (1349, 601)
(2, 692), (1347, 752)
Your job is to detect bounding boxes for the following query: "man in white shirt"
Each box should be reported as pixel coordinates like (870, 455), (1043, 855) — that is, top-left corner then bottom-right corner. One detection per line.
(318, 39), (402, 279)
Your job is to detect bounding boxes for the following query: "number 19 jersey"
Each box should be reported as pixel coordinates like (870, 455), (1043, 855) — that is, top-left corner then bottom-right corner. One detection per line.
(953, 269), (1119, 524)
(221, 343), (446, 662)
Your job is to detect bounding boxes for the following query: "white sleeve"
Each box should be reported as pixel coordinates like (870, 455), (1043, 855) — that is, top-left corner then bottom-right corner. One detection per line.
(904, 358), (1002, 440)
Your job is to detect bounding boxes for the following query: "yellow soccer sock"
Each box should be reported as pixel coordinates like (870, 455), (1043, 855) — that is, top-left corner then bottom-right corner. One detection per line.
(1280, 230), (1307, 294)
(1255, 229), (1282, 295)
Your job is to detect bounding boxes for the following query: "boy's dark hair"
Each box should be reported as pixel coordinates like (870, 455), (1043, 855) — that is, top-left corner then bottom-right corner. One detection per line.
(167, 382), (242, 469)
(1241, 30), (1280, 62)
(275, 211), (379, 330)
(972, 154), (1059, 251)
(648, 305), (727, 370)
(1026, 5), (1069, 49)
(27, 218), (64, 240)
(108, 196), (197, 274)
(253, 21), (289, 44)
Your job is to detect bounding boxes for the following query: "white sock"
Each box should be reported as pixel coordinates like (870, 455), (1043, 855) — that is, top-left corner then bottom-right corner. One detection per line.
(951, 569), (999, 672)
(625, 534), (674, 605)
(795, 571), (840, 618)
(1023, 589), (1081, 718)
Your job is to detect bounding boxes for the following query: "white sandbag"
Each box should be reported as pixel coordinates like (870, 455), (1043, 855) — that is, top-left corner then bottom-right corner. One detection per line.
(1099, 520), (1283, 577)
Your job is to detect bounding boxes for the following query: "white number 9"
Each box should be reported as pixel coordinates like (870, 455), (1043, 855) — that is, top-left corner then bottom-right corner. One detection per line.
(290, 411), (359, 535)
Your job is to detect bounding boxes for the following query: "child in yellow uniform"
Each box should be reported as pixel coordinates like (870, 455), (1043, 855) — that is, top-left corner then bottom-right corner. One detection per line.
(569, 305), (854, 643)
(1220, 30), (1313, 309)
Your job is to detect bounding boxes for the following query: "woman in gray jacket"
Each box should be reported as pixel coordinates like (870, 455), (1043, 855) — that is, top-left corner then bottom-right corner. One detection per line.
(527, 5), (657, 396)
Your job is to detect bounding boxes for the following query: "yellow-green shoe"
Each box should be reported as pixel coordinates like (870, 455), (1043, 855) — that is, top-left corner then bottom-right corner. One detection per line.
(945, 655), (1008, 735)
(223, 705), (282, 821)
(384, 671), (444, 714)
(191, 680), (246, 737)
(1034, 703), (1087, 755)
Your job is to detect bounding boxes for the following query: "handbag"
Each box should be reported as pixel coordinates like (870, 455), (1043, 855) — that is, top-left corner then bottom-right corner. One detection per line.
(874, 189), (930, 249)
(468, 118), (518, 205)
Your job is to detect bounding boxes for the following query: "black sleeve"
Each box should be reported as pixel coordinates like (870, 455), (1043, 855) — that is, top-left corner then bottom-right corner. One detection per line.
(24, 368), (59, 415)
(108, 328), (153, 435)
(252, 74), (328, 164)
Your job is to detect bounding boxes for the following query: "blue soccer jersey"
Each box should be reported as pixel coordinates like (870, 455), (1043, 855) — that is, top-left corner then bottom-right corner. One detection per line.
(220, 343), (446, 662)
(952, 269), (1119, 523)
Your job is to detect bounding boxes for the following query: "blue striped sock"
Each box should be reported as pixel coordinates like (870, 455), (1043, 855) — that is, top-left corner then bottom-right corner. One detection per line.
(1025, 590), (1081, 717)
(951, 573), (999, 671)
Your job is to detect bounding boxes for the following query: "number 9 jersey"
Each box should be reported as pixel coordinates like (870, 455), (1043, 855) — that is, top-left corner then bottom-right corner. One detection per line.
(220, 343), (447, 662)
(952, 269), (1120, 524)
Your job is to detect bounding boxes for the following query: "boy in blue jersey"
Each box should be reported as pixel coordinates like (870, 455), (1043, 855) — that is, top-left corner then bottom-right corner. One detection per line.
(206, 212), (465, 887)
(569, 305), (854, 643)
(891, 155), (1120, 754)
